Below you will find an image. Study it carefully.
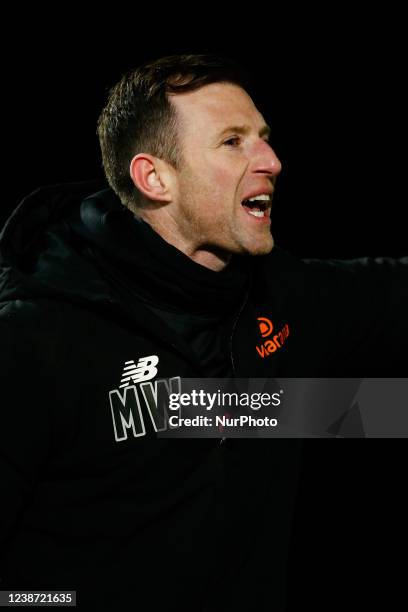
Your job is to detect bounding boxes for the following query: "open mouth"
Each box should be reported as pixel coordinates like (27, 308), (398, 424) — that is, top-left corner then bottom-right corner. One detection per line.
(241, 194), (271, 218)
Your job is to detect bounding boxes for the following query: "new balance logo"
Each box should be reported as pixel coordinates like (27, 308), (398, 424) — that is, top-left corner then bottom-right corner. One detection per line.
(119, 355), (159, 388)
(109, 352), (181, 441)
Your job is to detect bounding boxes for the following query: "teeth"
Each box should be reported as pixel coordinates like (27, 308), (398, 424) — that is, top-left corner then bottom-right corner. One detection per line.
(248, 210), (265, 217)
(247, 194), (270, 202)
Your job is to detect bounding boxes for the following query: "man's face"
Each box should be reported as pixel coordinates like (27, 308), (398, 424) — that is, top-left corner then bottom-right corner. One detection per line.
(168, 82), (282, 259)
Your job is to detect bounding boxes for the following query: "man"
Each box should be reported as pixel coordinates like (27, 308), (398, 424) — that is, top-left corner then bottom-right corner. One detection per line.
(0, 54), (406, 611)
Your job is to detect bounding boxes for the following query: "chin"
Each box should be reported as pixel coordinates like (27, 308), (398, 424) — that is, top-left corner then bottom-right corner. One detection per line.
(246, 236), (274, 256)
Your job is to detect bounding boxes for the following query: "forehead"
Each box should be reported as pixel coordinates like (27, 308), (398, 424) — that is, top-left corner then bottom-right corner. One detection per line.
(170, 82), (265, 139)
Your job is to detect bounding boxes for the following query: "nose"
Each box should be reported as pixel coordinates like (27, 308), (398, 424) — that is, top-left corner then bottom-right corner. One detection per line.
(252, 140), (282, 177)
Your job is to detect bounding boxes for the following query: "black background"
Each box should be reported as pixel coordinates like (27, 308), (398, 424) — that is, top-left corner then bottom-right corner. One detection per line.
(3, 10), (406, 610)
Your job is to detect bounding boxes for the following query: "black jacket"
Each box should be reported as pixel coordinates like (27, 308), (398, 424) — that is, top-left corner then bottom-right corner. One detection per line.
(0, 181), (407, 610)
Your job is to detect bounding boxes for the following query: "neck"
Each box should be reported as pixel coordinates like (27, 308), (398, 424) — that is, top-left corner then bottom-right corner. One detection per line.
(138, 214), (232, 272)
(187, 248), (232, 272)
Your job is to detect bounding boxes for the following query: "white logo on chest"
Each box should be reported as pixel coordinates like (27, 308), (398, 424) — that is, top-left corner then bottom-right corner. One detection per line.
(119, 355), (159, 388)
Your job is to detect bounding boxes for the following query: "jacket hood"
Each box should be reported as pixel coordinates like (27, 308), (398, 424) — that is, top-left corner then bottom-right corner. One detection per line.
(0, 179), (261, 373)
(0, 179), (116, 307)
(0, 180), (254, 315)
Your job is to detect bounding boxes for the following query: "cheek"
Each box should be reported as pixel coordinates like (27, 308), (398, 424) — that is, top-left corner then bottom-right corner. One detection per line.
(191, 172), (226, 209)
(204, 168), (239, 215)
(181, 156), (238, 214)
(212, 166), (235, 192)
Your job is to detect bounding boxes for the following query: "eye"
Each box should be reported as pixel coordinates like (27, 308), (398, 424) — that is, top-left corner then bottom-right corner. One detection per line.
(223, 136), (241, 147)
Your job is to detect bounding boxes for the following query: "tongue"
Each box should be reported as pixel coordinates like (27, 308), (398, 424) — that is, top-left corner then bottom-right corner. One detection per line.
(242, 202), (261, 212)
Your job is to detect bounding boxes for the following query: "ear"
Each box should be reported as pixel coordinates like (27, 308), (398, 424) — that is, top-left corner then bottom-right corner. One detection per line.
(129, 153), (173, 203)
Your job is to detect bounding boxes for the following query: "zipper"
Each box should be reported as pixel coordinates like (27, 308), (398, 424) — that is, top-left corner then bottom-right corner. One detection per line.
(220, 280), (251, 447)
(229, 284), (251, 377)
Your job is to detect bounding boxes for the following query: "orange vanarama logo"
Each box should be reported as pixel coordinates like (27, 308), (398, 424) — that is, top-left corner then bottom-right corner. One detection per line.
(255, 316), (290, 358)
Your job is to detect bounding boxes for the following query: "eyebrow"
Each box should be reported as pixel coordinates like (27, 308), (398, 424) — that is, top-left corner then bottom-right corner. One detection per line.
(216, 124), (271, 140)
